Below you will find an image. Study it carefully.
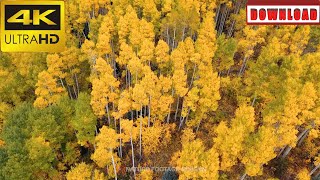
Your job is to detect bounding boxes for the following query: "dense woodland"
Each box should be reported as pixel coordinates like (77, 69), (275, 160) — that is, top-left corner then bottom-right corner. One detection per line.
(0, 0), (320, 179)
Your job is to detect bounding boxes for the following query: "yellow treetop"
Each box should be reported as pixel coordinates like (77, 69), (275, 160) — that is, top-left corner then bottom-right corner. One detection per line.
(34, 71), (65, 109)
(138, 39), (155, 64)
(213, 104), (255, 170)
(195, 11), (217, 64)
(237, 26), (267, 58)
(296, 168), (311, 180)
(118, 5), (139, 44)
(241, 126), (277, 176)
(120, 119), (139, 143)
(117, 42), (135, 66)
(66, 162), (92, 180)
(132, 83), (149, 109)
(91, 58), (119, 117)
(139, 19), (155, 43)
(172, 129), (219, 179)
(81, 40), (98, 65)
(91, 126), (120, 173)
(155, 40), (170, 70)
(142, 125), (163, 156)
(171, 44), (188, 97)
(140, 0), (160, 24)
(46, 54), (66, 79)
(162, 0), (172, 13)
(113, 89), (133, 119)
(137, 169), (153, 180)
(96, 13), (115, 57)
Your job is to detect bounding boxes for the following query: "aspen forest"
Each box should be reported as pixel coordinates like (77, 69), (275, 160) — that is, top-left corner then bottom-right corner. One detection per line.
(1, 0), (320, 179)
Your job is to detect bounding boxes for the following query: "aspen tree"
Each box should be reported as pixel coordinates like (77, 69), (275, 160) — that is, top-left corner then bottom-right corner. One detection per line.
(81, 40), (98, 65)
(186, 62), (220, 130)
(118, 5), (139, 44)
(171, 45), (188, 97)
(297, 168), (311, 180)
(118, 42), (135, 67)
(66, 162), (104, 180)
(171, 44), (188, 121)
(46, 54), (65, 80)
(113, 89), (133, 119)
(66, 163), (92, 180)
(142, 122), (173, 157)
(132, 83), (149, 158)
(195, 12), (217, 64)
(172, 129), (219, 179)
(120, 119), (139, 177)
(96, 12), (115, 57)
(155, 40), (170, 71)
(241, 126), (277, 176)
(237, 26), (267, 75)
(142, 125), (162, 156)
(0, 104), (34, 179)
(180, 87), (199, 120)
(246, 41), (318, 159)
(26, 136), (55, 175)
(110, 0), (130, 20)
(90, 58), (120, 121)
(141, 0), (160, 24)
(65, 1), (82, 33)
(60, 47), (81, 73)
(137, 169), (153, 180)
(269, 26), (310, 56)
(138, 39), (155, 65)
(55, 47), (81, 98)
(0, 53), (47, 105)
(214, 34), (237, 73)
(214, 104), (255, 170)
(72, 93), (96, 147)
(150, 75), (174, 121)
(127, 56), (144, 84)
(139, 19), (155, 43)
(178, 11), (221, 129)
(91, 126), (120, 178)
(310, 156), (320, 176)
(34, 71), (65, 109)
(162, 0), (172, 13)
(88, 16), (104, 43)
(3, 0), (320, 178)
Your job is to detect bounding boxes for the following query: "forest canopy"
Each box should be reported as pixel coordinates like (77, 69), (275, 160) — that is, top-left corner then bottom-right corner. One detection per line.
(0, 0), (320, 179)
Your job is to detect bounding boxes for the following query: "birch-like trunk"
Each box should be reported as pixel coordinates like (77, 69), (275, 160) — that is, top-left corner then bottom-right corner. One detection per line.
(196, 118), (202, 132)
(106, 104), (111, 125)
(240, 173), (246, 180)
(130, 131), (136, 178)
(297, 129), (310, 146)
(281, 129), (309, 158)
(111, 150), (118, 180)
(148, 96), (151, 127)
(139, 104), (143, 159)
(119, 118), (122, 158)
(167, 88), (174, 123)
(189, 64), (197, 89)
(174, 97), (180, 121)
(74, 74), (80, 96)
(310, 164), (320, 176)
(238, 57), (248, 76)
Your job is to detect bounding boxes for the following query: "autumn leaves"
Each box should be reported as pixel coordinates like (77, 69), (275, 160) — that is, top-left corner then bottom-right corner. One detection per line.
(1, 0), (319, 179)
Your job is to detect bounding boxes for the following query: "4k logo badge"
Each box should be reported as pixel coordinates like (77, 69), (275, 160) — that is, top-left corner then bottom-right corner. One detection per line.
(1, 1), (65, 52)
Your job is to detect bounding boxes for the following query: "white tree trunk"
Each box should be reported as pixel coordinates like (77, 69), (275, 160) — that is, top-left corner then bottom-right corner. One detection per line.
(310, 164), (320, 176)
(130, 132), (136, 178)
(111, 151), (118, 180)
